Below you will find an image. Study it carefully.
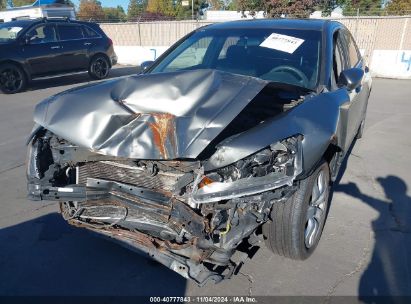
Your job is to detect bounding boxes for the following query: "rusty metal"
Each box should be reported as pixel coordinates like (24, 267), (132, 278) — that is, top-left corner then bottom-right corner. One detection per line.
(147, 113), (177, 159)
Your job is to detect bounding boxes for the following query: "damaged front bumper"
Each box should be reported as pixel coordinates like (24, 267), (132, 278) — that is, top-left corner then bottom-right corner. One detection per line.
(26, 131), (301, 285)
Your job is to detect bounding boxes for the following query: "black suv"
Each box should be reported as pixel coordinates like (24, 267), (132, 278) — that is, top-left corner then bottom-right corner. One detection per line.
(0, 18), (117, 94)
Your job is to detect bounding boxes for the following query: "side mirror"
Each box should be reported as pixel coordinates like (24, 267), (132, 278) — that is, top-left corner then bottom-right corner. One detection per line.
(338, 67), (364, 91)
(140, 60), (154, 72)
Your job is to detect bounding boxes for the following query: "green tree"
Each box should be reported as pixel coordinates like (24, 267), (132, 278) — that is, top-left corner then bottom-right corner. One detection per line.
(265, 0), (320, 18)
(208, 0), (224, 9)
(128, 0), (145, 20)
(103, 5), (127, 22)
(342, 0), (384, 15)
(386, 0), (411, 15)
(77, 0), (105, 21)
(316, 0), (347, 16)
(227, 0), (238, 10)
(11, 0), (35, 5)
(0, 0), (6, 10)
(237, 0), (265, 16)
(146, 0), (175, 16)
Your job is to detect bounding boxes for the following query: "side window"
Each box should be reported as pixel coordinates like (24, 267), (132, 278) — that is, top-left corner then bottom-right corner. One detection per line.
(163, 37), (213, 72)
(58, 24), (84, 41)
(83, 25), (100, 38)
(26, 24), (57, 44)
(218, 37), (240, 59)
(332, 31), (346, 86)
(344, 31), (361, 67)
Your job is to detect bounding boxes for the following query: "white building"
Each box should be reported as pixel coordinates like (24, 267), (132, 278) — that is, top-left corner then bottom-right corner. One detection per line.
(0, 4), (75, 23)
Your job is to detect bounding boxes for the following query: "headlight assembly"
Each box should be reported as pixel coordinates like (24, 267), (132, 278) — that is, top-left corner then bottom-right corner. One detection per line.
(190, 135), (303, 204)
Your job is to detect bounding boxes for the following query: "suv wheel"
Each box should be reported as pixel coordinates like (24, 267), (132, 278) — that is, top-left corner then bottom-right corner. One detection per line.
(262, 161), (331, 260)
(0, 63), (27, 94)
(88, 55), (110, 80)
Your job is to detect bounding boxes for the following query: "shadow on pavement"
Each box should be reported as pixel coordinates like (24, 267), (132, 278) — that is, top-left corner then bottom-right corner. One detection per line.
(0, 213), (186, 296)
(336, 176), (411, 298)
(27, 66), (140, 92)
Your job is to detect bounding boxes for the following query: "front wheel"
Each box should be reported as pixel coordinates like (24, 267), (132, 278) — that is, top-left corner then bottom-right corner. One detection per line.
(0, 63), (27, 94)
(262, 161), (331, 260)
(88, 55), (110, 80)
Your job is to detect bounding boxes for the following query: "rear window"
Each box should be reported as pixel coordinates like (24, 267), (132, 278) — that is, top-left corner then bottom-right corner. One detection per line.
(58, 24), (84, 40)
(83, 25), (100, 38)
(0, 24), (24, 42)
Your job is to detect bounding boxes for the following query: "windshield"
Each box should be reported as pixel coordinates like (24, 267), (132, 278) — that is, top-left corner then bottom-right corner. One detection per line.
(151, 28), (322, 90)
(0, 24), (24, 42)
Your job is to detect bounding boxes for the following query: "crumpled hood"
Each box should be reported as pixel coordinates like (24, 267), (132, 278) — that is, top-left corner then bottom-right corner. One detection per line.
(34, 69), (268, 159)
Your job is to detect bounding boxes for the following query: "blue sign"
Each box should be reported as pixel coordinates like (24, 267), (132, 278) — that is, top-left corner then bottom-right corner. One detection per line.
(401, 52), (411, 72)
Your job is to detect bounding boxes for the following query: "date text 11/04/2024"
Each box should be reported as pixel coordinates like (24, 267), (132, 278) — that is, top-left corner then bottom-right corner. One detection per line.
(149, 297), (258, 303)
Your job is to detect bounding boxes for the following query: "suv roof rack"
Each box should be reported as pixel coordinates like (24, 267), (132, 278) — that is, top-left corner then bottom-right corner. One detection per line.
(43, 17), (72, 22)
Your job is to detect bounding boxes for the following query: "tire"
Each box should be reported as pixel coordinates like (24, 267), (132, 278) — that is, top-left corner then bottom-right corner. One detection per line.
(262, 161), (331, 260)
(88, 55), (110, 80)
(0, 63), (27, 94)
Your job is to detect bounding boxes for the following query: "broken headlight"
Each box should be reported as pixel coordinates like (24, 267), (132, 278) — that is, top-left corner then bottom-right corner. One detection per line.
(191, 136), (303, 204)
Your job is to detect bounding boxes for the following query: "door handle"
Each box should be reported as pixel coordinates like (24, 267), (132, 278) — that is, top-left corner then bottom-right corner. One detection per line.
(84, 42), (92, 46)
(50, 46), (61, 49)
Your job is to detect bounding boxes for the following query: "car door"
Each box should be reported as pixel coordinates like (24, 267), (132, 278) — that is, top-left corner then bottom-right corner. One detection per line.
(340, 30), (369, 145)
(23, 23), (61, 76)
(56, 23), (89, 72)
(332, 29), (366, 152)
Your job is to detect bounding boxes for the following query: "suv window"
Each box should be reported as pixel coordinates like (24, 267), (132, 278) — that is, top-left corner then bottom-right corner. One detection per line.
(344, 31), (361, 67)
(83, 25), (100, 38)
(58, 24), (84, 40)
(27, 24), (57, 44)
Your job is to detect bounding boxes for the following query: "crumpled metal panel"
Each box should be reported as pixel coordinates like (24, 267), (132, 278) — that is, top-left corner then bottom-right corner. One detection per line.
(205, 89), (351, 173)
(33, 69), (268, 159)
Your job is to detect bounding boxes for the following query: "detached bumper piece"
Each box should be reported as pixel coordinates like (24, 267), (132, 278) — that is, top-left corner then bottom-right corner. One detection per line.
(54, 178), (240, 286)
(67, 219), (232, 286)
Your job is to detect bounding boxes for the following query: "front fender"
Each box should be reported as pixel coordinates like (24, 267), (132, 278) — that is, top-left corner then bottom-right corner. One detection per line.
(204, 89), (350, 175)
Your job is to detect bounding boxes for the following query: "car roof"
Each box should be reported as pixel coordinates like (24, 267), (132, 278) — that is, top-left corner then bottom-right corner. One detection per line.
(205, 18), (340, 32)
(1, 18), (96, 27)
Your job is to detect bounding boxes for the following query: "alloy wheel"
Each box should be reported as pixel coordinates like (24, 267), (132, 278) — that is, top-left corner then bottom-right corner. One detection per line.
(0, 68), (23, 93)
(92, 58), (109, 79)
(304, 169), (329, 248)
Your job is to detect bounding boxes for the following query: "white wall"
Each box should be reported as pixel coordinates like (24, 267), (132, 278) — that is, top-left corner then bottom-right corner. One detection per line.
(370, 50), (411, 79)
(114, 46), (168, 66)
(204, 10), (265, 21)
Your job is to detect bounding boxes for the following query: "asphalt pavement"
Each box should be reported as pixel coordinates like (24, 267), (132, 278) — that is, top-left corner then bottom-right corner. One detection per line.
(0, 67), (410, 298)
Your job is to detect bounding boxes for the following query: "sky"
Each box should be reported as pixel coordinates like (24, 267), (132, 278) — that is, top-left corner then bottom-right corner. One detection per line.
(71, 0), (130, 10)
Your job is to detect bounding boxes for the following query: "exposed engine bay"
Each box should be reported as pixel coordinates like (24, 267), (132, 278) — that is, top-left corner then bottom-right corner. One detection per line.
(27, 130), (301, 285)
(26, 70), (309, 285)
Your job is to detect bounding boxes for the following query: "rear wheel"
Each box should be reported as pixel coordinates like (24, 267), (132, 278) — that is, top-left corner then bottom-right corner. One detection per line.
(0, 63), (27, 94)
(88, 55), (110, 80)
(263, 161), (331, 260)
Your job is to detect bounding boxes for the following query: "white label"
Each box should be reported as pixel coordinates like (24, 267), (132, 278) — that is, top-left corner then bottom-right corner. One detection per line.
(260, 33), (305, 54)
(58, 187), (74, 193)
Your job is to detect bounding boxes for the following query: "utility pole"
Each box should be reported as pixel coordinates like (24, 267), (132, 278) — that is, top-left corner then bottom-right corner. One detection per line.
(192, 0), (194, 20)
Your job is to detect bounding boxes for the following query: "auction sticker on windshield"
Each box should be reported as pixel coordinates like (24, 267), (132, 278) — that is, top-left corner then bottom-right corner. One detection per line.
(260, 33), (304, 53)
